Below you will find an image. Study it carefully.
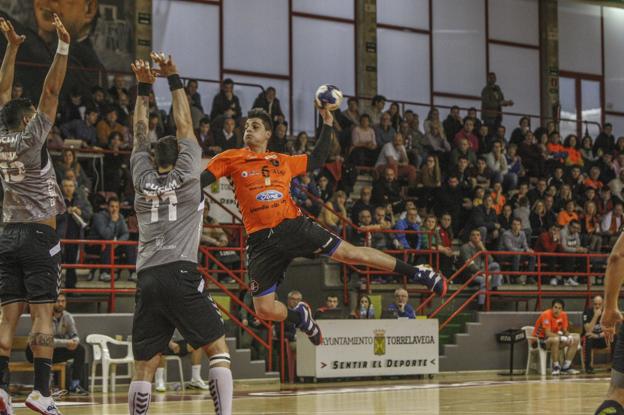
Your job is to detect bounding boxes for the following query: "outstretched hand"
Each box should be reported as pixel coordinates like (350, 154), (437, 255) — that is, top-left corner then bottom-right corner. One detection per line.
(0, 17), (25, 46)
(601, 307), (623, 343)
(150, 52), (178, 77)
(317, 106), (334, 127)
(52, 14), (70, 44)
(131, 59), (157, 84)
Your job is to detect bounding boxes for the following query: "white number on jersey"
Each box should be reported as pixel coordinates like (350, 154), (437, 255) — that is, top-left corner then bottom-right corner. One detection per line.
(0, 160), (25, 183)
(147, 191), (178, 223)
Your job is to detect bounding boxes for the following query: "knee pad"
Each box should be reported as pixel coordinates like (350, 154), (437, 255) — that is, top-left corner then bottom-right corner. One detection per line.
(209, 353), (231, 367)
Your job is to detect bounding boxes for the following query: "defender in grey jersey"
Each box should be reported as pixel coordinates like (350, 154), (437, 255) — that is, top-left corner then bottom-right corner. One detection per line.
(0, 15), (69, 415)
(126, 54), (232, 415)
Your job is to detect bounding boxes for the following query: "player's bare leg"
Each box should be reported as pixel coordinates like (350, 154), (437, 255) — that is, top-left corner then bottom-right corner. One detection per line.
(129, 355), (160, 415)
(0, 302), (25, 414)
(595, 233), (624, 414)
(202, 336), (232, 415)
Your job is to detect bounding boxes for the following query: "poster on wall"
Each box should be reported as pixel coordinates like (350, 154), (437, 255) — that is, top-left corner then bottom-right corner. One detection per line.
(297, 319), (439, 378)
(0, 0), (138, 100)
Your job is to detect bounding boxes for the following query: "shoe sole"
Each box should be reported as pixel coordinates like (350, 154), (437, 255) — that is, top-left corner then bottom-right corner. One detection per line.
(25, 400), (59, 415)
(433, 276), (448, 298)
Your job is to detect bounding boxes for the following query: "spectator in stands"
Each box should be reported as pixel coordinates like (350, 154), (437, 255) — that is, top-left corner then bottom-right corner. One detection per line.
(450, 138), (477, 168)
(375, 112), (396, 148)
(518, 131), (545, 177)
(89, 86), (107, 115)
(584, 166), (604, 190)
(372, 167), (402, 209)
(434, 176), (466, 235)
(195, 117), (216, 155)
(350, 186), (374, 224)
(154, 337), (209, 392)
(315, 295), (341, 319)
(462, 194), (500, 244)
(425, 119), (451, 156)
(368, 95), (387, 125)
(26, 294), (88, 395)
(11, 81), (23, 100)
(490, 182), (506, 215)
(404, 110), (425, 144)
(608, 169), (624, 202)
(530, 199), (550, 238)
(513, 196), (532, 240)
(96, 106), (125, 147)
(382, 288), (415, 319)
(559, 220), (587, 286)
(558, 200), (579, 227)
(528, 178), (548, 206)
(563, 134), (583, 167)
(601, 202), (624, 247)
(317, 175), (333, 202)
(616, 136), (624, 156)
(535, 223), (562, 284)
(532, 299), (580, 375)
(88, 197), (134, 282)
(459, 229), (502, 308)
(469, 157), (494, 190)
(114, 92), (131, 127)
(342, 97), (360, 126)
(510, 116), (531, 145)
(102, 131), (131, 195)
(393, 208), (421, 254)
(581, 136), (598, 165)
(288, 132), (312, 155)
(443, 105), (463, 143)
(438, 213), (457, 277)
(418, 155), (442, 208)
(594, 123), (615, 156)
(375, 133), (417, 187)
(598, 187), (615, 216)
(54, 149), (92, 193)
(450, 156), (475, 193)
(421, 214), (455, 268)
(291, 173), (321, 217)
(423, 107), (440, 134)
(210, 78), (241, 125)
(108, 74), (129, 103)
(581, 201), (603, 253)
(59, 88), (85, 125)
(454, 118), (479, 153)
(351, 294), (375, 319)
(498, 204), (514, 231)
(351, 209), (390, 250)
(214, 117), (242, 151)
(485, 140), (515, 190)
(147, 113), (162, 144)
(388, 102), (402, 130)
(57, 178), (92, 289)
(582, 295), (611, 374)
(318, 190), (348, 234)
(481, 72), (513, 128)
(186, 79), (204, 112)
(252, 86), (284, 124)
(501, 218), (535, 285)
(350, 113), (378, 166)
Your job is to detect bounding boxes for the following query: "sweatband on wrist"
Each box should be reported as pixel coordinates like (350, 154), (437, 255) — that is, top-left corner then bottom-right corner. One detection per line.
(137, 83), (152, 97)
(167, 74), (183, 91)
(56, 40), (69, 56)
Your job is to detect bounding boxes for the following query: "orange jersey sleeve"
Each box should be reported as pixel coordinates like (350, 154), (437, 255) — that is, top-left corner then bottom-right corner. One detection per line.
(286, 154), (308, 177)
(206, 149), (237, 179)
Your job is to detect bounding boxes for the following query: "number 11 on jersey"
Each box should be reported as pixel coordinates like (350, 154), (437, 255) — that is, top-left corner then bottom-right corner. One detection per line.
(147, 191), (178, 223)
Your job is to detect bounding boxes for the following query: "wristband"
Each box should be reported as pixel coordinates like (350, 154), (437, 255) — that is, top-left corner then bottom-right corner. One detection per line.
(137, 83), (152, 97)
(56, 39), (69, 56)
(167, 74), (183, 91)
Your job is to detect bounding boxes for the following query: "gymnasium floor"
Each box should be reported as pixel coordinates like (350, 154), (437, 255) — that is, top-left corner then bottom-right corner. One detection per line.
(9, 372), (612, 414)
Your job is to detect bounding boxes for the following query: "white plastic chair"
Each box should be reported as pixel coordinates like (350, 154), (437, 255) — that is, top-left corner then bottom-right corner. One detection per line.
(87, 334), (134, 393)
(523, 325), (549, 375)
(163, 355), (186, 391)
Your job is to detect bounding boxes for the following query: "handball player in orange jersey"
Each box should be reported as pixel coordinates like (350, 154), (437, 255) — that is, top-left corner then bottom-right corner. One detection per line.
(201, 106), (447, 345)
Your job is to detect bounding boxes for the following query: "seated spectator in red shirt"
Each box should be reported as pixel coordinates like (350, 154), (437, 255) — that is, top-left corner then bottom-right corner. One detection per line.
(454, 118), (479, 152)
(534, 223), (562, 284)
(532, 299), (580, 375)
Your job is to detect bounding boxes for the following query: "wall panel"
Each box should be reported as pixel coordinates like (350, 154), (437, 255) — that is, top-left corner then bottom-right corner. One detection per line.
(558, 1), (601, 75)
(377, 0), (429, 30)
(604, 7), (624, 113)
(489, 0), (539, 46)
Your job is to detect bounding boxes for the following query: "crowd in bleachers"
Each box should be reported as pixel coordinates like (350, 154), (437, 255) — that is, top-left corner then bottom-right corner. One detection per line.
(5, 73), (623, 289)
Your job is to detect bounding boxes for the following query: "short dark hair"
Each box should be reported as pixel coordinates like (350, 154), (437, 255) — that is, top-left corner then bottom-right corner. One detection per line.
(186, 79), (198, 87)
(247, 108), (273, 132)
(108, 196), (120, 205)
(347, 97), (358, 105)
(511, 217), (522, 225)
(154, 135), (179, 169)
(372, 95), (386, 105)
(552, 298), (565, 308)
(199, 116), (210, 126)
(1, 98), (34, 130)
(451, 105), (460, 111)
(223, 78), (234, 86)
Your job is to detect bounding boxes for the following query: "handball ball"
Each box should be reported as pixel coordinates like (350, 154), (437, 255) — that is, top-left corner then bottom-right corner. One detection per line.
(315, 84), (343, 111)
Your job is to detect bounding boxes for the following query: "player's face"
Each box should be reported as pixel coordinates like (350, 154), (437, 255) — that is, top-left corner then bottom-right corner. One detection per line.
(244, 118), (271, 149)
(34, 0), (97, 39)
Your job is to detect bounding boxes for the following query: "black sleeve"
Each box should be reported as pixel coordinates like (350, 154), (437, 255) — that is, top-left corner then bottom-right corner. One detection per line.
(307, 124), (333, 172)
(201, 170), (217, 188)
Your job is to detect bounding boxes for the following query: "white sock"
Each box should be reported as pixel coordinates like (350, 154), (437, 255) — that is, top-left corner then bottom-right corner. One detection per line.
(192, 365), (202, 381)
(563, 360), (572, 370)
(209, 366), (233, 415)
(128, 381), (151, 415)
(154, 368), (165, 385)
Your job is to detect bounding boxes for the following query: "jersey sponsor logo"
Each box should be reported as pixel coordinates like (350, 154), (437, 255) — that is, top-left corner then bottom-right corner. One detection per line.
(249, 279), (259, 293)
(264, 154), (278, 160)
(256, 190), (283, 202)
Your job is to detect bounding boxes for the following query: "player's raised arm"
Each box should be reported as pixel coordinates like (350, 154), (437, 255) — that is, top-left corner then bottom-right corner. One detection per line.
(0, 17), (25, 106)
(306, 107), (334, 172)
(37, 14), (70, 122)
(130, 59), (157, 153)
(151, 52), (196, 141)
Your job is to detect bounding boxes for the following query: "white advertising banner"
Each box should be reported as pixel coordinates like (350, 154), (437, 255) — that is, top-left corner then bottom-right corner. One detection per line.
(204, 177), (241, 223)
(297, 319), (439, 378)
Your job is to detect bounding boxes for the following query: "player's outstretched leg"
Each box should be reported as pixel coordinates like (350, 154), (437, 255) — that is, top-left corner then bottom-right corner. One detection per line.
(293, 302), (322, 345)
(203, 336), (233, 415)
(330, 241), (448, 297)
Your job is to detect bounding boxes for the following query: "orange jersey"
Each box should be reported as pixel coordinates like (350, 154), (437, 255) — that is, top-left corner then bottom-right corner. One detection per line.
(206, 148), (308, 234)
(533, 309), (569, 339)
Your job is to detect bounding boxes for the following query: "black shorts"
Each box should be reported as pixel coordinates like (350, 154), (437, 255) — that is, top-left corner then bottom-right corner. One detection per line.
(0, 223), (62, 305)
(613, 324), (624, 373)
(246, 216), (342, 297)
(132, 261), (225, 361)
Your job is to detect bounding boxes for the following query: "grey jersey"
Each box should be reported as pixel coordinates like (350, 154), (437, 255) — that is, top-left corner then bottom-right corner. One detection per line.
(131, 138), (204, 271)
(0, 109), (65, 222)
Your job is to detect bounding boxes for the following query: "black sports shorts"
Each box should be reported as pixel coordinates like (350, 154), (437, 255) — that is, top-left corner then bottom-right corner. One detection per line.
(246, 216), (342, 297)
(613, 323), (624, 373)
(132, 261), (224, 361)
(0, 223), (61, 305)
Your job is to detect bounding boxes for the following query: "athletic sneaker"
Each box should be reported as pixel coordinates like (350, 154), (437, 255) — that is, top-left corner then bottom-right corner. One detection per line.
(551, 365), (561, 376)
(412, 265), (447, 297)
(295, 302), (322, 346)
(68, 384), (88, 396)
(565, 278), (579, 287)
(0, 388), (13, 415)
(188, 379), (210, 390)
(561, 367), (580, 375)
(24, 391), (62, 415)
(155, 382), (166, 393)
(550, 278), (558, 286)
